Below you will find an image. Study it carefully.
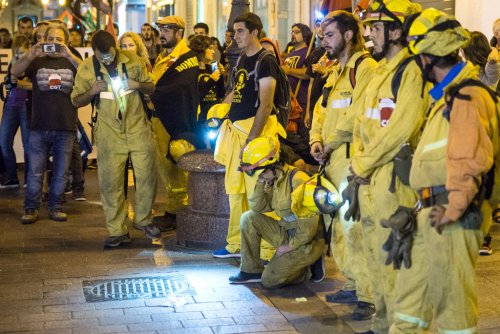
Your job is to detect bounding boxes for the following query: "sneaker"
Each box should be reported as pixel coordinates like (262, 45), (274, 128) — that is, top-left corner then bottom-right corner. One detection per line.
(87, 159), (97, 169)
(229, 271), (262, 284)
(21, 208), (39, 224)
(64, 183), (72, 195)
(104, 233), (132, 248)
(310, 255), (325, 283)
(48, 208), (67, 222)
(0, 178), (20, 189)
(352, 301), (375, 321)
(72, 189), (87, 201)
(133, 223), (161, 239)
(152, 212), (176, 231)
(212, 248), (241, 258)
(325, 290), (358, 304)
(480, 242), (493, 256)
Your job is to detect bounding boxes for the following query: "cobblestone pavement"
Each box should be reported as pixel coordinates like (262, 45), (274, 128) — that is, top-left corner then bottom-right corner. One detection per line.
(0, 169), (499, 334)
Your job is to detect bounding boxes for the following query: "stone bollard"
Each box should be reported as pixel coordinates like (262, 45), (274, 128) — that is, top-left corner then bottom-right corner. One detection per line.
(176, 149), (229, 250)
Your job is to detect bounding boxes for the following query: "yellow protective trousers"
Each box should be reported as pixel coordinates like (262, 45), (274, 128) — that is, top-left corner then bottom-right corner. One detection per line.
(359, 163), (418, 333)
(325, 143), (373, 303)
(151, 117), (189, 214)
(95, 120), (157, 237)
(389, 206), (485, 334)
(214, 116), (283, 259)
(239, 210), (325, 288)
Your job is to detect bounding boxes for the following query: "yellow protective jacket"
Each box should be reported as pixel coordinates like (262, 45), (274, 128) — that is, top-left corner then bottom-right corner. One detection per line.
(410, 62), (498, 221)
(249, 164), (320, 251)
(151, 39), (191, 85)
(71, 51), (152, 137)
(214, 115), (285, 194)
(310, 50), (377, 150)
(351, 48), (430, 178)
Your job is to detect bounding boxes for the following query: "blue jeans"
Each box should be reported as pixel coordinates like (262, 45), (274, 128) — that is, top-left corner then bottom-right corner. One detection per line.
(24, 130), (74, 210)
(0, 104), (29, 180)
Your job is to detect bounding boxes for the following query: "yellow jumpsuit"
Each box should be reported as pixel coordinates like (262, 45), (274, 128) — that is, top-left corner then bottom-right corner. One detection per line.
(351, 48), (429, 333)
(214, 115), (284, 259)
(240, 164), (325, 287)
(390, 63), (498, 334)
(71, 51), (157, 237)
(310, 50), (377, 303)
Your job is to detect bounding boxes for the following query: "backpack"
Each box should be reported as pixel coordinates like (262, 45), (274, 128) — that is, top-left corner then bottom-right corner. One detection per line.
(391, 55), (423, 101)
(321, 53), (371, 108)
(233, 50), (291, 131)
(444, 78), (500, 202)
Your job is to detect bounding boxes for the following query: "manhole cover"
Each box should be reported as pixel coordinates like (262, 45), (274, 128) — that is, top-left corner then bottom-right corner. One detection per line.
(82, 273), (194, 302)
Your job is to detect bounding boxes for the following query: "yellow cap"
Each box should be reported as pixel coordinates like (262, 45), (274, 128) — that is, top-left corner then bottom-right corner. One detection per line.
(155, 15), (186, 29)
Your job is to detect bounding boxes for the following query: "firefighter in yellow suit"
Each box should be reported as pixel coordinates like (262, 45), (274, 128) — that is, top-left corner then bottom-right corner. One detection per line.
(390, 9), (499, 333)
(228, 136), (325, 287)
(350, 1), (425, 332)
(310, 10), (377, 320)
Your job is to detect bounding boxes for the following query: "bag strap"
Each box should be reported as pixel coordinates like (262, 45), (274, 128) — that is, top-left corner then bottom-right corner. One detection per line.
(349, 53), (370, 89)
(391, 56), (420, 101)
(289, 167), (299, 191)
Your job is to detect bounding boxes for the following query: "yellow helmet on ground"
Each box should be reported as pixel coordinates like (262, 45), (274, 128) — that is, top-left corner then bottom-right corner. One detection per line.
(407, 8), (470, 56)
(302, 173), (342, 214)
(239, 136), (280, 176)
(206, 103), (230, 129)
(364, 0), (422, 26)
(169, 139), (195, 162)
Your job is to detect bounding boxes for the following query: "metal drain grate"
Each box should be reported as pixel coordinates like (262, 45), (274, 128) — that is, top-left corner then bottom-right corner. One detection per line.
(82, 273), (194, 302)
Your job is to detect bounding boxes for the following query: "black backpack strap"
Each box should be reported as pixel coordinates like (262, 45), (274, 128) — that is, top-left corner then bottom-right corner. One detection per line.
(289, 167), (299, 191)
(89, 55), (102, 128)
(349, 53), (370, 89)
(391, 56), (420, 101)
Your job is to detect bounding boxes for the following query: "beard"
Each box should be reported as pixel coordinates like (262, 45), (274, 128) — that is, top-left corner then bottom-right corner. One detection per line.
(161, 38), (177, 49)
(328, 38), (346, 59)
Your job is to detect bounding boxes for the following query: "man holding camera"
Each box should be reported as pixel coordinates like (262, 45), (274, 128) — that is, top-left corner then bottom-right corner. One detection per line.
(11, 24), (81, 224)
(72, 30), (159, 248)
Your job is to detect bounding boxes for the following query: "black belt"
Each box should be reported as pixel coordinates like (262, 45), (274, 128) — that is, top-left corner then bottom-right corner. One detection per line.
(418, 185), (448, 208)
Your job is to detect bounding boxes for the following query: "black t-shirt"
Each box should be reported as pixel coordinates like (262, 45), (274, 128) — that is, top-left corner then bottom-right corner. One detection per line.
(198, 68), (225, 122)
(228, 48), (280, 122)
(306, 47), (327, 111)
(26, 55), (77, 131)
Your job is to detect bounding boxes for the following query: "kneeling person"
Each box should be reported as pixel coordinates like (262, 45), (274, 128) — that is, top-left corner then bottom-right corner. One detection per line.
(229, 137), (325, 287)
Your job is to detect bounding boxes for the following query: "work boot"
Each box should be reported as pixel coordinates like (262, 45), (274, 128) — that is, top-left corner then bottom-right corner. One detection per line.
(48, 208), (67, 222)
(133, 223), (161, 239)
(104, 233), (132, 248)
(229, 271), (262, 284)
(310, 255), (325, 283)
(325, 290), (358, 304)
(352, 301), (375, 321)
(152, 212), (176, 231)
(21, 208), (39, 224)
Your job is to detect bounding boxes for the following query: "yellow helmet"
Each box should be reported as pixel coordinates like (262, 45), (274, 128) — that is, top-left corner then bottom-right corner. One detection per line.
(169, 139), (195, 162)
(302, 174), (341, 214)
(206, 103), (230, 129)
(364, 0), (422, 26)
(407, 8), (470, 56)
(239, 136), (280, 176)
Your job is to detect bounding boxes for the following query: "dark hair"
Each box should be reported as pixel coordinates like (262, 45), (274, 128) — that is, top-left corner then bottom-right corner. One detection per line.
(234, 12), (263, 36)
(113, 23), (119, 36)
(194, 22), (209, 34)
(463, 31), (491, 69)
(189, 35), (213, 61)
(17, 16), (33, 28)
(91, 30), (116, 52)
(384, 20), (407, 46)
(428, 52), (462, 69)
(142, 23), (152, 29)
(69, 28), (83, 36)
(321, 10), (365, 54)
(292, 23), (313, 46)
(0, 28), (9, 35)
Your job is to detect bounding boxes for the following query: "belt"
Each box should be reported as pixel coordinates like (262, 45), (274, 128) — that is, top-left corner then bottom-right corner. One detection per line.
(418, 185), (448, 208)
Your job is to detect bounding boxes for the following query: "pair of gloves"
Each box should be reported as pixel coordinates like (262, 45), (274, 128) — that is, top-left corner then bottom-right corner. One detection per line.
(341, 174), (369, 222)
(381, 206), (416, 270)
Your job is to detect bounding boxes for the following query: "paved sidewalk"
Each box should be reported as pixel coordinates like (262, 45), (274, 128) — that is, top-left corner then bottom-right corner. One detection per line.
(0, 169), (499, 333)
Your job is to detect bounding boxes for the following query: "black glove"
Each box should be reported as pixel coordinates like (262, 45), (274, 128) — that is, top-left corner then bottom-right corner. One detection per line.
(381, 206), (416, 270)
(342, 176), (361, 222)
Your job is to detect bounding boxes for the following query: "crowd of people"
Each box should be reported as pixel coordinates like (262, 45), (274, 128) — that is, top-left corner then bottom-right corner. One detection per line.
(0, 1), (499, 333)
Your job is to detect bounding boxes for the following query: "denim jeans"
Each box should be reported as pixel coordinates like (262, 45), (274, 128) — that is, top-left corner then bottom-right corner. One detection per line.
(24, 130), (74, 210)
(0, 104), (29, 180)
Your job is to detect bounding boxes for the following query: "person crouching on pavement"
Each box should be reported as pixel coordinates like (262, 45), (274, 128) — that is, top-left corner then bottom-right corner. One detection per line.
(71, 30), (160, 248)
(229, 136), (325, 287)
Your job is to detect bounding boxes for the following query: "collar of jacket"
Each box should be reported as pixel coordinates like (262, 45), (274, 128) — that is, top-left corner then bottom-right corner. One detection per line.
(429, 61), (466, 101)
(345, 49), (371, 70)
(157, 39), (190, 64)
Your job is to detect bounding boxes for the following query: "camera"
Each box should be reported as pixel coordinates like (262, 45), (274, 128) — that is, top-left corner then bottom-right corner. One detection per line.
(210, 61), (218, 73)
(42, 43), (61, 53)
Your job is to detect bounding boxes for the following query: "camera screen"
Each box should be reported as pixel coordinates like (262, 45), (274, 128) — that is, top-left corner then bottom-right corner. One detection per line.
(211, 62), (218, 73)
(43, 43), (61, 53)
